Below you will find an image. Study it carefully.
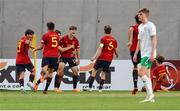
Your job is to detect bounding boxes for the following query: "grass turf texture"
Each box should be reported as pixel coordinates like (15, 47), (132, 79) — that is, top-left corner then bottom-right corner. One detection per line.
(0, 90), (180, 110)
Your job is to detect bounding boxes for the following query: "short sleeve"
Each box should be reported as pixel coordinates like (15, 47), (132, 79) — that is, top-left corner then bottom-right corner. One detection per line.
(41, 34), (46, 44)
(114, 40), (118, 48)
(99, 38), (105, 48)
(75, 39), (80, 49)
(100, 38), (105, 44)
(21, 38), (26, 43)
(138, 26), (141, 40)
(149, 23), (156, 37)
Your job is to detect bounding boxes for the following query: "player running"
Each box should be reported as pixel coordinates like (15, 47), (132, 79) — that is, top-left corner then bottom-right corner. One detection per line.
(16, 29), (35, 93)
(54, 25), (81, 92)
(152, 55), (168, 92)
(87, 25), (118, 92)
(133, 8), (157, 103)
(33, 22), (73, 94)
(127, 14), (142, 95)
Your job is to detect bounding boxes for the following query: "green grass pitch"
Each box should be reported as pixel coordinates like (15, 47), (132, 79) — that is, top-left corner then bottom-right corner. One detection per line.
(0, 90), (180, 110)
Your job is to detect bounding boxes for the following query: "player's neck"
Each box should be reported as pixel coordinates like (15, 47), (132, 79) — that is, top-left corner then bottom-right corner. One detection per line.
(142, 19), (148, 24)
(48, 29), (54, 32)
(68, 34), (74, 40)
(157, 63), (161, 66)
(104, 34), (111, 36)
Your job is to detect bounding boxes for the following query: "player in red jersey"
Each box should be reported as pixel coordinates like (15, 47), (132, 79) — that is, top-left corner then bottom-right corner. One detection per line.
(127, 14), (141, 95)
(33, 22), (74, 94)
(87, 25), (118, 92)
(54, 25), (80, 92)
(152, 55), (168, 92)
(16, 29), (35, 93)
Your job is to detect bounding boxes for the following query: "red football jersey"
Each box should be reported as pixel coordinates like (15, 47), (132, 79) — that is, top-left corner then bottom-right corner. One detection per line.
(97, 35), (118, 62)
(152, 65), (167, 81)
(130, 24), (140, 52)
(16, 36), (31, 64)
(41, 31), (60, 58)
(60, 35), (80, 58)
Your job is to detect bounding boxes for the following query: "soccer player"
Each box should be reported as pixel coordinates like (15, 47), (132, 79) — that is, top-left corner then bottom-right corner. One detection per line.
(33, 22), (74, 94)
(127, 14), (141, 95)
(133, 8), (157, 103)
(54, 25), (80, 92)
(88, 25), (118, 92)
(16, 29), (35, 93)
(55, 30), (61, 36)
(152, 55), (168, 92)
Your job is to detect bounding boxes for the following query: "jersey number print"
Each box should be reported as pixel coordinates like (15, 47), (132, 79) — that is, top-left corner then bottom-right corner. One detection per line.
(108, 41), (114, 50)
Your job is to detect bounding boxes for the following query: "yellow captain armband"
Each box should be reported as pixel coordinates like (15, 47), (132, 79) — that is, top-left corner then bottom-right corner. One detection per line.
(99, 43), (104, 48)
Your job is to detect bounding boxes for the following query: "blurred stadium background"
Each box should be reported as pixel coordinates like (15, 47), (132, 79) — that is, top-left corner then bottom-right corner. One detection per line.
(0, 0), (180, 60)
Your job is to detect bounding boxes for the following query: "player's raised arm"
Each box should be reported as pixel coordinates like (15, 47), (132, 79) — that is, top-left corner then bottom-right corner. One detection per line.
(25, 34), (35, 49)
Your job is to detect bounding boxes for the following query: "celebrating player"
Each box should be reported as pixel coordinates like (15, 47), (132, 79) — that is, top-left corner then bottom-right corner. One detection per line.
(54, 25), (80, 92)
(127, 14), (142, 95)
(33, 22), (74, 94)
(87, 25), (118, 92)
(152, 55), (168, 92)
(133, 8), (157, 103)
(16, 29), (35, 93)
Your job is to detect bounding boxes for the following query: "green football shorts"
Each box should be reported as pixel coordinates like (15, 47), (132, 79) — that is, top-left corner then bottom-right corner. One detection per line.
(141, 56), (153, 69)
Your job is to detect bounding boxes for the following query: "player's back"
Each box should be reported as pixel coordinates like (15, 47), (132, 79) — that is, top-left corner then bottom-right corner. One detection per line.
(98, 35), (117, 62)
(153, 65), (167, 81)
(42, 31), (60, 58)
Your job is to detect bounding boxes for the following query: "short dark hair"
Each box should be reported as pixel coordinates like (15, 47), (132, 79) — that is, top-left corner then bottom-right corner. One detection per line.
(104, 25), (111, 34)
(156, 55), (165, 64)
(69, 25), (77, 31)
(135, 14), (141, 24)
(47, 22), (55, 30)
(55, 30), (61, 35)
(25, 29), (34, 35)
(138, 8), (149, 15)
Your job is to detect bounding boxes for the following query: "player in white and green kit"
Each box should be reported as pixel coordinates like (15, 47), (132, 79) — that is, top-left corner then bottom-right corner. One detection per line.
(133, 8), (157, 103)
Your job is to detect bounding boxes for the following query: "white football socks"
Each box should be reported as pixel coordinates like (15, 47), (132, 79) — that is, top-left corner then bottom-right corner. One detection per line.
(141, 75), (153, 95)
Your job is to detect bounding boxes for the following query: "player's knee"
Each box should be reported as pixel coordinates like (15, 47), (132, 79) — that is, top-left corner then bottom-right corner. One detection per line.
(58, 68), (64, 74)
(139, 68), (146, 76)
(48, 73), (53, 78)
(48, 68), (54, 74)
(42, 68), (47, 74)
(72, 70), (78, 76)
(19, 73), (25, 79)
(91, 69), (97, 77)
(57, 72), (64, 78)
(134, 65), (138, 69)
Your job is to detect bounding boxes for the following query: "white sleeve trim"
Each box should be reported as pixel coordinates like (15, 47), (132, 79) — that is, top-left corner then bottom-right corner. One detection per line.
(99, 43), (104, 48)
